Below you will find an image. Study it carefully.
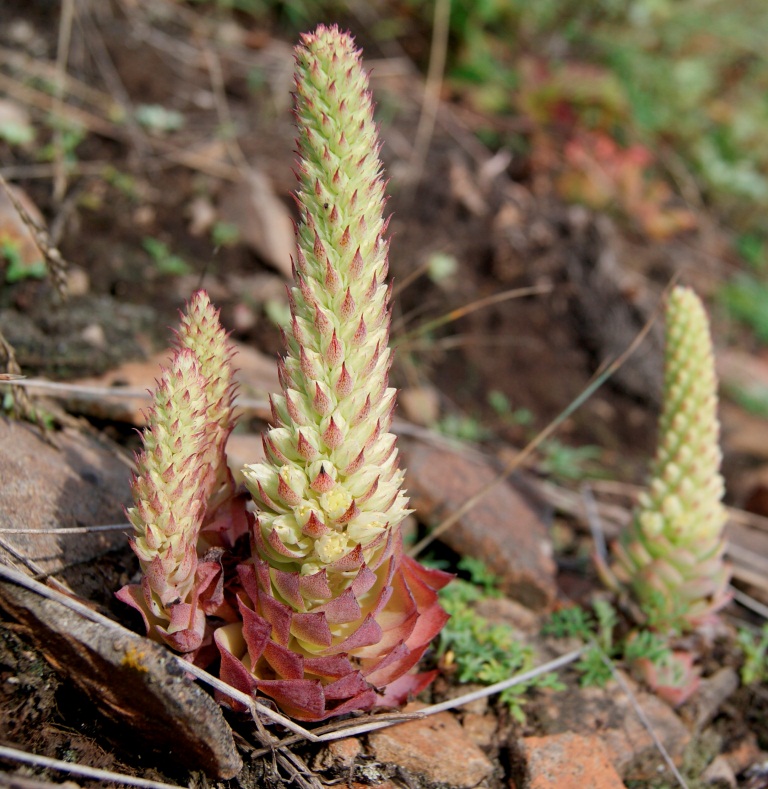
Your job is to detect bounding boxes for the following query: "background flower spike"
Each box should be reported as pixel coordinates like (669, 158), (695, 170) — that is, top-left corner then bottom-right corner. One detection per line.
(219, 24), (451, 721)
(608, 285), (730, 633)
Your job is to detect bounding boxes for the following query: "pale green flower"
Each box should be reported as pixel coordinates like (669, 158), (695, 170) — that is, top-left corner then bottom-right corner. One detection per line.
(610, 286), (729, 632)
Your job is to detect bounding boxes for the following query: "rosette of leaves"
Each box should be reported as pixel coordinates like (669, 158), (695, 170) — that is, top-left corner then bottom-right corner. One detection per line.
(214, 25), (451, 721)
(117, 291), (241, 654)
(607, 286), (729, 632)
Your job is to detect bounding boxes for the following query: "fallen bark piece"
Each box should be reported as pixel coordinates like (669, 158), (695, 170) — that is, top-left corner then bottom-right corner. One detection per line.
(536, 672), (691, 781)
(367, 702), (495, 788)
(0, 574), (242, 780)
(401, 439), (556, 611)
(517, 733), (627, 789)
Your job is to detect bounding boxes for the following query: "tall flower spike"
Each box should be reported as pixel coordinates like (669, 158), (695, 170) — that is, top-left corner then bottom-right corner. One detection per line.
(117, 291), (239, 654)
(607, 286), (729, 632)
(218, 25), (451, 721)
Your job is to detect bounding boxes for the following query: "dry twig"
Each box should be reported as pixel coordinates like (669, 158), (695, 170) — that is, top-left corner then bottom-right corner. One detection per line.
(0, 745), (184, 789)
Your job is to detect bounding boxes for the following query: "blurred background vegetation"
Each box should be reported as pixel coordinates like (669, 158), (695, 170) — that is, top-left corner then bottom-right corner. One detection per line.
(172, 0), (768, 347)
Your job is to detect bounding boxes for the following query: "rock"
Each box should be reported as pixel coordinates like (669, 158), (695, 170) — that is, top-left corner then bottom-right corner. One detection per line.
(0, 566), (241, 779)
(367, 703), (495, 788)
(0, 420), (131, 579)
(683, 667), (739, 731)
(350, 783), (398, 789)
(536, 672), (691, 781)
(721, 731), (762, 776)
(515, 733), (626, 789)
(314, 736), (362, 771)
(399, 386), (440, 426)
(401, 440), (556, 611)
(462, 712), (498, 749)
(701, 755), (737, 788)
(474, 595), (540, 634)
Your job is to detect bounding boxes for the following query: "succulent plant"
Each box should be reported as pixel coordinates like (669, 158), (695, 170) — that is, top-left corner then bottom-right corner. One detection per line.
(214, 24), (451, 721)
(118, 26), (450, 722)
(607, 285), (729, 632)
(117, 291), (238, 654)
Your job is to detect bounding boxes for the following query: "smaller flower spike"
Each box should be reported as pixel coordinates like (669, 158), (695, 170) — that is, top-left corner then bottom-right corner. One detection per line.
(606, 286), (729, 632)
(117, 291), (238, 654)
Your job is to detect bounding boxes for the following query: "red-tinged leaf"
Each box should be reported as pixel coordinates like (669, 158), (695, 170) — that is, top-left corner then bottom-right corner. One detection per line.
(355, 475), (379, 505)
(255, 678), (326, 721)
(237, 562), (262, 604)
(165, 600), (200, 634)
(323, 416), (344, 450)
(264, 434), (290, 465)
(360, 641), (412, 684)
(376, 670), (437, 708)
(277, 474), (302, 506)
(216, 634), (259, 708)
(141, 576), (165, 619)
(325, 330), (343, 366)
(343, 448), (366, 475)
(354, 610), (417, 660)
(404, 603), (451, 651)
(334, 499), (360, 524)
(299, 568), (333, 600)
(368, 582), (394, 619)
(254, 558), (272, 593)
(238, 599), (271, 666)
(326, 614), (383, 655)
(264, 640), (304, 680)
(401, 554), (454, 592)
(310, 464), (336, 493)
(271, 567), (304, 609)
(350, 564), (377, 597)
(160, 611), (205, 653)
(324, 689), (378, 719)
(312, 381), (331, 415)
(254, 480), (282, 513)
(303, 654), (356, 679)
(363, 649), (424, 687)
(145, 554), (173, 603)
(266, 523), (308, 559)
(322, 670), (370, 700)
(202, 492), (251, 549)
(334, 362), (353, 398)
(302, 511), (331, 538)
(329, 543), (364, 571)
(115, 583), (152, 633)
(400, 558), (445, 610)
(315, 587), (362, 624)
(291, 611), (332, 647)
(260, 593), (293, 646)
(340, 288), (355, 319)
(195, 560), (225, 616)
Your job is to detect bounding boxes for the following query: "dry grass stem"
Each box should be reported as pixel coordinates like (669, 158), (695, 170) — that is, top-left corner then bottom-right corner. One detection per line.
(395, 283), (553, 344)
(53, 0), (76, 203)
(0, 524), (128, 535)
(403, 0), (451, 199)
(0, 744), (184, 789)
(595, 646), (690, 789)
(729, 586), (768, 621)
(0, 175), (69, 297)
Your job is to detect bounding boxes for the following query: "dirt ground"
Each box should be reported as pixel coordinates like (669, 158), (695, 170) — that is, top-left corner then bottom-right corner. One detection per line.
(2, 3), (768, 788)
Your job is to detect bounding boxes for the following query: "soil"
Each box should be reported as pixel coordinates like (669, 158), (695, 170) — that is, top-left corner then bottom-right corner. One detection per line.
(1, 3), (768, 789)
